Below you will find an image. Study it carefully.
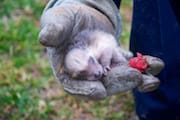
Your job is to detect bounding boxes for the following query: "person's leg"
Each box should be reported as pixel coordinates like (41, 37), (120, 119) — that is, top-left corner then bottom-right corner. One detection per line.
(169, 0), (180, 23)
(130, 0), (180, 119)
(133, 89), (178, 120)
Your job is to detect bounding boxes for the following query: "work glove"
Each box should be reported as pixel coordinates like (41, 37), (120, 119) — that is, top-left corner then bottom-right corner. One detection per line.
(38, 0), (164, 100)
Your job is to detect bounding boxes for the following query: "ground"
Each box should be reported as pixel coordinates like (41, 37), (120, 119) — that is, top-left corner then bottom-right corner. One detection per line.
(0, 0), (136, 120)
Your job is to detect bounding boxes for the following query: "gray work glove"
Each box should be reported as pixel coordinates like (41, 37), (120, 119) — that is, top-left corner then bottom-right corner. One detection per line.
(38, 0), (164, 100)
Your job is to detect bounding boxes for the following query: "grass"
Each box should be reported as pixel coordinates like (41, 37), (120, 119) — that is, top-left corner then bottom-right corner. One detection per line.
(0, 0), (135, 120)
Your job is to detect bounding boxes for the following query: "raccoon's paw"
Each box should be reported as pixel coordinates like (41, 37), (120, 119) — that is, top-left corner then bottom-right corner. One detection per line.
(103, 66), (111, 76)
(118, 48), (133, 60)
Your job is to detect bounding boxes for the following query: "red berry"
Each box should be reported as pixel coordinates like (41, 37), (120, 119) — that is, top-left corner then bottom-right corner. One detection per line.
(129, 53), (148, 72)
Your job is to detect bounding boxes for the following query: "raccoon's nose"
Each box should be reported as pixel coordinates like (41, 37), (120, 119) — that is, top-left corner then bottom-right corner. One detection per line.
(95, 71), (102, 78)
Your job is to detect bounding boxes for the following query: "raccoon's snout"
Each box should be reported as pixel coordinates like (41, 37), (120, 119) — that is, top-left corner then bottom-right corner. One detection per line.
(94, 71), (102, 78)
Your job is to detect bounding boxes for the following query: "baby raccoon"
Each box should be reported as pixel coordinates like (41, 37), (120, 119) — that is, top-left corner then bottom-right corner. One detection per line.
(64, 30), (128, 80)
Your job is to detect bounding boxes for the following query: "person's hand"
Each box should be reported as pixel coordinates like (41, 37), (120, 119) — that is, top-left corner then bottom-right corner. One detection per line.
(38, 0), (164, 100)
(137, 55), (165, 92)
(103, 55), (165, 95)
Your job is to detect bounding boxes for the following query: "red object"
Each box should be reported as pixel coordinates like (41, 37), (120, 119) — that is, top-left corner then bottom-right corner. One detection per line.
(129, 53), (148, 72)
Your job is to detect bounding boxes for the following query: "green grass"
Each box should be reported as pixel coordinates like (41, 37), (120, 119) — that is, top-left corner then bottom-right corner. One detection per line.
(0, 0), (135, 120)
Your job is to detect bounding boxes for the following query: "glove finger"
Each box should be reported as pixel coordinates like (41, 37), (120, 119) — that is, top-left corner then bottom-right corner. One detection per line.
(138, 74), (160, 92)
(39, 6), (74, 47)
(145, 55), (165, 75)
(102, 65), (143, 95)
(39, 23), (64, 47)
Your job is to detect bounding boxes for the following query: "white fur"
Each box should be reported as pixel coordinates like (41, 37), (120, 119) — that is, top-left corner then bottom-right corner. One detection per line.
(64, 31), (119, 77)
(88, 31), (118, 58)
(65, 49), (88, 73)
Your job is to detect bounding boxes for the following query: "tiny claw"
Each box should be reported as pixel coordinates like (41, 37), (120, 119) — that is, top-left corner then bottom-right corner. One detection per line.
(105, 66), (111, 71)
(103, 66), (111, 76)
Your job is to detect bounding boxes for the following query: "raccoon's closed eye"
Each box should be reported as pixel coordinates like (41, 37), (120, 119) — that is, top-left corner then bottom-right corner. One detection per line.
(79, 70), (87, 77)
(88, 57), (95, 64)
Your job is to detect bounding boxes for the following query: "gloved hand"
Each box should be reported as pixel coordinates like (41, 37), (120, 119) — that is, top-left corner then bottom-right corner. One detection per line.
(103, 55), (165, 95)
(38, 0), (164, 100)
